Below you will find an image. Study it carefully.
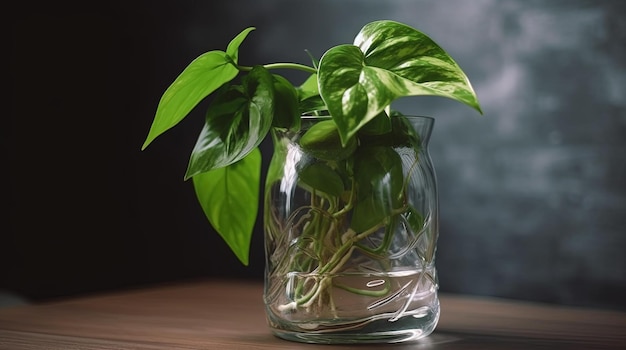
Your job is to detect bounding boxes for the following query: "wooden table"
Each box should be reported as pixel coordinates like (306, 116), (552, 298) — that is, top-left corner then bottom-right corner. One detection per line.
(0, 279), (624, 349)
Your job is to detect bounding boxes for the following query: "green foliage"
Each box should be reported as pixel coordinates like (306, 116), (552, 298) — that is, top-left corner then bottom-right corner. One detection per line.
(298, 162), (345, 198)
(192, 148), (261, 265)
(351, 146), (404, 232)
(299, 119), (357, 161)
(319, 20), (481, 145)
(142, 20), (482, 265)
(271, 74), (301, 130)
(185, 66), (274, 179)
(142, 27), (256, 150)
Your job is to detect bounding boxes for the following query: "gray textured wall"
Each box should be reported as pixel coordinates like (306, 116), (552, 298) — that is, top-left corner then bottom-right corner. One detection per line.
(6, 0), (625, 310)
(424, 0), (626, 309)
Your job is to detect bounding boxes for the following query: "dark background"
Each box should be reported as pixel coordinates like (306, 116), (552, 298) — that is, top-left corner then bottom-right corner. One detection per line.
(5, 0), (626, 311)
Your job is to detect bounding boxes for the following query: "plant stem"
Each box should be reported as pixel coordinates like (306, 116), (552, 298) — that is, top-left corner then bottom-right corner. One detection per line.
(281, 219), (389, 310)
(238, 62), (317, 74)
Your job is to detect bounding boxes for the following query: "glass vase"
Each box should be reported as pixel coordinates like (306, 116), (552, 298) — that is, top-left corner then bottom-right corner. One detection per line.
(263, 115), (439, 344)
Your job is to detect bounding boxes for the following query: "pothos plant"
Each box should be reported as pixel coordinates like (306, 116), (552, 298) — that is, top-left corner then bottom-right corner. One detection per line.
(142, 20), (481, 272)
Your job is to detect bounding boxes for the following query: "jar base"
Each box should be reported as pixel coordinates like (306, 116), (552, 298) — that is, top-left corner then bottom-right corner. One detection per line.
(268, 305), (440, 345)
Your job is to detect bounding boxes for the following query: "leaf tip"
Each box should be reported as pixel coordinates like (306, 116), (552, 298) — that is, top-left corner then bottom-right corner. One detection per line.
(140, 138), (151, 151)
(237, 253), (250, 266)
(473, 100), (484, 116)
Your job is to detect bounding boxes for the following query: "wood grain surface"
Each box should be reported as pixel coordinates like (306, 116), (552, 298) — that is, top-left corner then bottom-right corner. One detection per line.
(1, 279), (624, 349)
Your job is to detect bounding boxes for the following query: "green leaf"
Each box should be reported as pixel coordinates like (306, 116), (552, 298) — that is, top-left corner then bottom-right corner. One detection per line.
(296, 73), (326, 115)
(318, 20), (482, 145)
(354, 146), (404, 201)
(185, 66), (274, 178)
(351, 195), (385, 233)
(299, 95), (327, 115)
(317, 45), (368, 144)
(298, 162), (345, 197)
(358, 110), (392, 136)
(299, 119), (356, 161)
(192, 148), (262, 266)
(142, 27), (255, 150)
(142, 51), (239, 150)
(264, 136), (287, 192)
(351, 146), (404, 232)
(226, 27), (255, 63)
(270, 74), (300, 130)
(359, 114), (421, 148)
(355, 20), (481, 113)
(296, 73), (320, 101)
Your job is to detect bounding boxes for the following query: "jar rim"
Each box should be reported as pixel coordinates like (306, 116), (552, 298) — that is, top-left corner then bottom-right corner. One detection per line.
(300, 115), (434, 122)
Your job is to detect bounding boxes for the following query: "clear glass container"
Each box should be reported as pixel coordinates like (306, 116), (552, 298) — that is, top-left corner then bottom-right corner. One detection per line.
(263, 115), (439, 344)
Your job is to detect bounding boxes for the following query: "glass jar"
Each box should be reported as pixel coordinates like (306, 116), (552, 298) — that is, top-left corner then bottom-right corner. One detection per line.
(263, 115), (439, 344)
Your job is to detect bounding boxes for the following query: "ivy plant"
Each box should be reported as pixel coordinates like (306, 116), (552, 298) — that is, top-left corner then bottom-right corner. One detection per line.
(142, 20), (481, 266)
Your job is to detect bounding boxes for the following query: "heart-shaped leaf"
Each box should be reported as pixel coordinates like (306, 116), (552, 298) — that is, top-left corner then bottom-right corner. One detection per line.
(318, 20), (482, 145)
(142, 27), (255, 150)
(142, 51), (239, 150)
(192, 148), (261, 265)
(185, 66), (274, 178)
